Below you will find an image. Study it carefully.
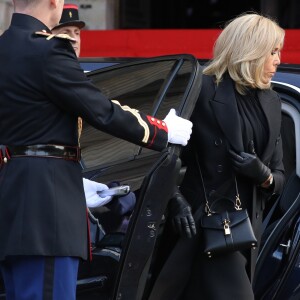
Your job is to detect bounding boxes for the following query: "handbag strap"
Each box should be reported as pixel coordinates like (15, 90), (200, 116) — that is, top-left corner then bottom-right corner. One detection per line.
(194, 150), (242, 215)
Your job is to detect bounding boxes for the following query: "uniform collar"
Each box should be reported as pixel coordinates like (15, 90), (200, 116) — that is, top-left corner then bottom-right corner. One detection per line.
(11, 13), (51, 33)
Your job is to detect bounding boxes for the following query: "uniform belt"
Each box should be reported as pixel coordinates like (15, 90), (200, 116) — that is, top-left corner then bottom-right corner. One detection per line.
(0, 144), (81, 163)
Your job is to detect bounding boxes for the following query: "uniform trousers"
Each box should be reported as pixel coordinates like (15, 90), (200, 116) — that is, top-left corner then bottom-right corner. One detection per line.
(0, 256), (79, 300)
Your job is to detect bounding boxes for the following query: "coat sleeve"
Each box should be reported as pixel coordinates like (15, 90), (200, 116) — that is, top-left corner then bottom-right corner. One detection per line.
(42, 39), (168, 151)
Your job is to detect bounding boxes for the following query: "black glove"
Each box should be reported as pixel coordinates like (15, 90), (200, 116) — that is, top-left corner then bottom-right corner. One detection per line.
(168, 188), (196, 238)
(229, 149), (271, 185)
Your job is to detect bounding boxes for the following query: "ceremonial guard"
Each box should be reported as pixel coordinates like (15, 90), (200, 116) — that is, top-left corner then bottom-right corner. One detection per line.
(0, 0), (192, 299)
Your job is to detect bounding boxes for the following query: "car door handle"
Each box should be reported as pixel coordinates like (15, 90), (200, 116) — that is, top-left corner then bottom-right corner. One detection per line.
(280, 240), (291, 255)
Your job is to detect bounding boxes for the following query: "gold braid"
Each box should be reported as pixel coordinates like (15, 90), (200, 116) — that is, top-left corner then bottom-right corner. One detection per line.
(78, 117), (83, 145)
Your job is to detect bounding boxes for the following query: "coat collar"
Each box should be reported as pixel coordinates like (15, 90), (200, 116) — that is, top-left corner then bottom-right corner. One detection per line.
(210, 75), (244, 152)
(210, 75), (280, 162)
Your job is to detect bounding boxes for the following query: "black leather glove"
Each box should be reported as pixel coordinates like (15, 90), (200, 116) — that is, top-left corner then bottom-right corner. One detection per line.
(168, 188), (196, 238)
(229, 149), (271, 185)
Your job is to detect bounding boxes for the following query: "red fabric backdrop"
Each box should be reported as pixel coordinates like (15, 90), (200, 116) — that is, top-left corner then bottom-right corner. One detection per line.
(81, 29), (300, 64)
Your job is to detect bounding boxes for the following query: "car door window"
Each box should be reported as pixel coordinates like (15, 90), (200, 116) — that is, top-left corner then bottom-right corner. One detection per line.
(80, 59), (180, 169)
(140, 58), (196, 157)
(80, 56), (200, 193)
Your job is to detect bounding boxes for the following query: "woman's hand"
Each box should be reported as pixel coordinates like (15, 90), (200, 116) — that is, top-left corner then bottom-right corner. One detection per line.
(168, 188), (196, 238)
(229, 150), (271, 185)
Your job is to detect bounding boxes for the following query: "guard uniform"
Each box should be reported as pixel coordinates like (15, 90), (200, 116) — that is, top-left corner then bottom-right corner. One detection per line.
(0, 13), (168, 299)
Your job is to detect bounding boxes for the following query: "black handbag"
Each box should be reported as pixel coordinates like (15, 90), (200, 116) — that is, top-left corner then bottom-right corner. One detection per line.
(195, 152), (258, 258)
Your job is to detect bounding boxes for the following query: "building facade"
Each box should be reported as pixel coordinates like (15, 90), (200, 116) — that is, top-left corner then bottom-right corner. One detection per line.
(0, 0), (118, 34)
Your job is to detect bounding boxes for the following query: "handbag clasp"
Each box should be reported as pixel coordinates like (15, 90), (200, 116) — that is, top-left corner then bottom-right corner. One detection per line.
(223, 219), (231, 235)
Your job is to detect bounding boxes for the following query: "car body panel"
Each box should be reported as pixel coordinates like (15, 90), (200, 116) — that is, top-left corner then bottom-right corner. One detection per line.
(113, 150), (181, 300)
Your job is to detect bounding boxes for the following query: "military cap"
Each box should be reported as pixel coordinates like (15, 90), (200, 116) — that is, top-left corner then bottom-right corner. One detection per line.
(52, 4), (85, 30)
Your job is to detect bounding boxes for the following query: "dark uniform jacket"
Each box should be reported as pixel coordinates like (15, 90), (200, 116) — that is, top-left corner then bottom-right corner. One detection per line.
(0, 14), (168, 261)
(179, 74), (285, 298)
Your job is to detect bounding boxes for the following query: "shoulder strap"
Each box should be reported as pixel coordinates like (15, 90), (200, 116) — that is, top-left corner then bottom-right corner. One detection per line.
(194, 150), (242, 213)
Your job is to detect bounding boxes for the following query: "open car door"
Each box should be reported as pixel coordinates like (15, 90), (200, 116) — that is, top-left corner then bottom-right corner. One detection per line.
(253, 82), (300, 300)
(76, 54), (203, 300)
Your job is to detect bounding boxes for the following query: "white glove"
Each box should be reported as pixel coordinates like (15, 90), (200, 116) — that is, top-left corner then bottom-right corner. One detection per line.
(163, 108), (193, 146)
(82, 178), (112, 208)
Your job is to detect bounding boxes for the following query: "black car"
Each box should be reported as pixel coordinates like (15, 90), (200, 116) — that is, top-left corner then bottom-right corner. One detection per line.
(253, 65), (300, 300)
(0, 55), (299, 300)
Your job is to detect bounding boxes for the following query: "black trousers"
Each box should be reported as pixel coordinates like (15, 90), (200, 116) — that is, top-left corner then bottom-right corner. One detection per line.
(182, 251), (254, 300)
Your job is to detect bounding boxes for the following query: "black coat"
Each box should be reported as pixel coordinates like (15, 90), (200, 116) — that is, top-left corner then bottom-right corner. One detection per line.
(179, 74), (285, 299)
(0, 14), (168, 261)
(181, 74), (285, 219)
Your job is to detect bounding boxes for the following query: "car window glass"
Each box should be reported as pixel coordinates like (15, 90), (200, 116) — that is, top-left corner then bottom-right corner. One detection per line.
(155, 59), (194, 119)
(80, 60), (177, 169)
(140, 59), (194, 156)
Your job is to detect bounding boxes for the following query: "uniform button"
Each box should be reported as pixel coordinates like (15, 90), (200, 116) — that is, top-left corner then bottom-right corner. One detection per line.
(217, 165), (223, 173)
(214, 138), (223, 146)
(256, 213), (259, 219)
(151, 117), (155, 121)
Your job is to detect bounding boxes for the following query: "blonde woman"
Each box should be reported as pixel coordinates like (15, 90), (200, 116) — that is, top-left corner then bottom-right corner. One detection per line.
(179, 13), (285, 299)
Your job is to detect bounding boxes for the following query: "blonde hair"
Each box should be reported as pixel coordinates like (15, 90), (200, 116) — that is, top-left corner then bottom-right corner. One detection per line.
(204, 13), (285, 94)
